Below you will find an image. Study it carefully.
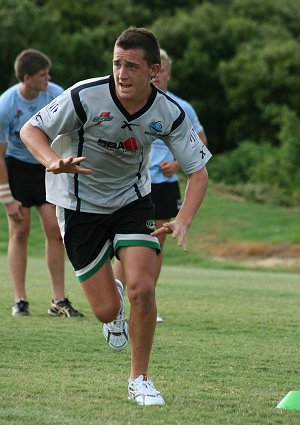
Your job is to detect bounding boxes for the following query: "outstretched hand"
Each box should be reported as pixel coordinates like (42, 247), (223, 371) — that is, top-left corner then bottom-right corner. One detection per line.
(151, 220), (188, 251)
(46, 156), (92, 175)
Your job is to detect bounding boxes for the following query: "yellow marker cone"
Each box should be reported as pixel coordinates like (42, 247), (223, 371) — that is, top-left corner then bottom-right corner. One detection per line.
(276, 391), (300, 410)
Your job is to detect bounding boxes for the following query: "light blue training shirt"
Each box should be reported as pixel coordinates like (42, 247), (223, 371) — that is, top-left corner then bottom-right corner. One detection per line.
(150, 91), (204, 184)
(0, 81), (63, 164)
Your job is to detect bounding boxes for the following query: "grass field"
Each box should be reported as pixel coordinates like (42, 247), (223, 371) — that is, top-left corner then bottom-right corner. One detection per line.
(1, 256), (300, 425)
(1, 184), (300, 271)
(1, 185), (300, 424)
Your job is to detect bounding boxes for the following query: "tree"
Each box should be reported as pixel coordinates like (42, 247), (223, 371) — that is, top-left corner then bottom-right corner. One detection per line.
(0, 0), (63, 92)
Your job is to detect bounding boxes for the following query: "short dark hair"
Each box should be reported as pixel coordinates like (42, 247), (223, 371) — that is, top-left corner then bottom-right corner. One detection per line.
(115, 27), (161, 66)
(14, 49), (51, 82)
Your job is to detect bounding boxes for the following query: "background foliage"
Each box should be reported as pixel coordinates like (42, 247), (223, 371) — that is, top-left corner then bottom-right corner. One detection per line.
(1, 0), (300, 204)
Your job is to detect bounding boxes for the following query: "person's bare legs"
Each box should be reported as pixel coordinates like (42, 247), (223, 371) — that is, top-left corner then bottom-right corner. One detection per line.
(114, 218), (169, 288)
(81, 259), (120, 323)
(37, 203), (65, 300)
(114, 255), (125, 285)
(118, 246), (157, 378)
(7, 206), (30, 301)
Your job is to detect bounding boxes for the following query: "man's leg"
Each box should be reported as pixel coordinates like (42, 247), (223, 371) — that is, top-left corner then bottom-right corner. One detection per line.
(37, 203), (65, 300)
(113, 257), (125, 286)
(37, 203), (84, 317)
(114, 218), (168, 286)
(118, 246), (157, 378)
(81, 259), (120, 323)
(7, 207), (30, 301)
(118, 245), (165, 405)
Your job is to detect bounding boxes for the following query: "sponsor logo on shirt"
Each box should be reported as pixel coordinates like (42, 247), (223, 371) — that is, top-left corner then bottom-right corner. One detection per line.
(145, 120), (170, 138)
(97, 137), (137, 153)
(121, 121), (139, 131)
(145, 220), (156, 231)
(48, 100), (59, 114)
(35, 112), (44, 123)
(189, 128), (206, 158)
(92, 112), (113, 125)
(15, 109), (23, 118)
(149, 121), (163, 134)
(199, 145), (206, 159)
(189, 128), (200, 149)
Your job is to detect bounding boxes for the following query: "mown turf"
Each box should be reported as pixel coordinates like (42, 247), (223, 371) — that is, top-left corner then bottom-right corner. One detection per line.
(1, 256), (300, 425)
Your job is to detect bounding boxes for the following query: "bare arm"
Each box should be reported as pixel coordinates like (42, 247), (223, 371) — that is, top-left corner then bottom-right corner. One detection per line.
(20, 122), (92, 175)
(0, 143), (9, 185)
(0, 143), (24, 221)
(151, 166), (208, 251)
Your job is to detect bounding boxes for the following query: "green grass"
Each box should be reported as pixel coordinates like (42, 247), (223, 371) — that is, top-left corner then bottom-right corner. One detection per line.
(1, 185), (300, 423)
(161, 184), (300, 270)
(1, 184), (300, 270)
(1, 256), (300, 424)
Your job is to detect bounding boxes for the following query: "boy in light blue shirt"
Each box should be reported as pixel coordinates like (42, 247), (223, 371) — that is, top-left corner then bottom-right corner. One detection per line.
(0, 49), (84, 318)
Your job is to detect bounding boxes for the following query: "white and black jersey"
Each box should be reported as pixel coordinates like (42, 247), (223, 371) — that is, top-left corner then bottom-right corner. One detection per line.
(30, 75), (211, 214)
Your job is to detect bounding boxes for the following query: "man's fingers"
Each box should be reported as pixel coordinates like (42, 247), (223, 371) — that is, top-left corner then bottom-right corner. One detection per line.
(151, 222), (188, 251)
(46, 156), (92, 174)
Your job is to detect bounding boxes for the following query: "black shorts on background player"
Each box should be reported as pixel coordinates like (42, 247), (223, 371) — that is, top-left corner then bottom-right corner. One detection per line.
(151, 181), (181, 220)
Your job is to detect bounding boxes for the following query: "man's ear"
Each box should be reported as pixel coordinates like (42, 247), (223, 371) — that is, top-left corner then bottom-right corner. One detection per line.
(151, 64), (160, 79)
(23, 73), (31, 83)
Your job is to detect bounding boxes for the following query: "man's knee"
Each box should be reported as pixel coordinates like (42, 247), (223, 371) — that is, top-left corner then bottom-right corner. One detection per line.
(127, 278), (155, 311)
(92, 302), (120, 323)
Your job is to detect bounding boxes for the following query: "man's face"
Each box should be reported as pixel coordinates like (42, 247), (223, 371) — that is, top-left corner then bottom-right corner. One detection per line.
(151, 58), (170, 92)
(113, 46), (160, 105)
(25, 68), (50, 92)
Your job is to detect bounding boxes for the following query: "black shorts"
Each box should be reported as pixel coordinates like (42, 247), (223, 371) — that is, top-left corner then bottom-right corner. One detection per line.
(151, 181), (181, 220)
(6, 156), (47, 207)
(56, 195), (161, 283)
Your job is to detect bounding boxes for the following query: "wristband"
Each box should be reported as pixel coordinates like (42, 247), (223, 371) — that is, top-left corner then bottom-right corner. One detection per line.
(0, 183), (14, 205)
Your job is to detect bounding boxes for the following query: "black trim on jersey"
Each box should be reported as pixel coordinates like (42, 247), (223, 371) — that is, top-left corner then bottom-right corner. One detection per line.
(71, 77), (110, 123)
(132, 149), (144, 199)
(136, 153), (143, 181)
(109, 76), (157, 122)
(134, 184), (142, 198)
(157, 89), (186, 133)
(74, 126), (85, 211)
(70, 77), (109, 211)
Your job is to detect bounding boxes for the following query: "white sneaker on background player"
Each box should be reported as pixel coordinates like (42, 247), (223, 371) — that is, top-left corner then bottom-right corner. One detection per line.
(102, 279), (128, 351)
(156, 313), (163, 323)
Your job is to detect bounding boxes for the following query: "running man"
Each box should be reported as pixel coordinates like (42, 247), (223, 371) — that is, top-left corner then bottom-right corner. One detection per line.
(20, 27), (211, 405)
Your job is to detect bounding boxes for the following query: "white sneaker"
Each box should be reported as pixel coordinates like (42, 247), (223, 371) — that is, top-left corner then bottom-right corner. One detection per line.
(156, 313), (163, 323)
(128, 374), (165, 406)
(102, 280), (128, 351)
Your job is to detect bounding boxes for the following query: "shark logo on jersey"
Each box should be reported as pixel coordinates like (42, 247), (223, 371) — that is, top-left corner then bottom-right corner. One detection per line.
(149, 121), (163, 134)
(145, 120), (170, 138)
(92, 112), (113, 125)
